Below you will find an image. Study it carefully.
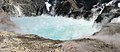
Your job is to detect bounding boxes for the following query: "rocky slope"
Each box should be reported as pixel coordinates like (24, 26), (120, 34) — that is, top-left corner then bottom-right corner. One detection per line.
(0, 0), (47, 16)
(0, 31), (120, 52)
(0, 12), (120, 51)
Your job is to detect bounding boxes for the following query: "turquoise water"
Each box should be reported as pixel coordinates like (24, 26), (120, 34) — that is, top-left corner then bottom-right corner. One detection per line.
(11, 15), (98, 40)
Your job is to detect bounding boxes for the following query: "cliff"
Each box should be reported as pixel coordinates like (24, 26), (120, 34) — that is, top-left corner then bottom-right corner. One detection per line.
(1, 0), (119, 18)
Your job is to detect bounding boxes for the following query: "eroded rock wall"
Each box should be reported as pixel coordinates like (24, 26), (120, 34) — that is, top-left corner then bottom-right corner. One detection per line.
(0, 0), (47, 16)
(0, 0), (116, 19)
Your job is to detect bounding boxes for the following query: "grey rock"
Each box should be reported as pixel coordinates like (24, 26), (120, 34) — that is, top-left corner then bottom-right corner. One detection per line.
(1, 0), (119, 20)
(0, 0), (47, 16)
(0, 31), (119, 52)
(94, 23), (120, 35)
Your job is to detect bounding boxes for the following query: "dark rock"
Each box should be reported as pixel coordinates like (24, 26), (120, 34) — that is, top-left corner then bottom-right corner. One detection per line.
(100, 0), (112, 3)
(0, 0), (120, 21)
(0, 0), (47, 16)
(49, 0), (99, 19)
(95, 6), (120, 25)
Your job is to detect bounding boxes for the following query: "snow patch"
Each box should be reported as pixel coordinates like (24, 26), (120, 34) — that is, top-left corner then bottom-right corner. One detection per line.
(14, 5), (23, 16)
(111, 17), (120, 23)
(106, 1), (114, 6)
(45, 2), (51, 11)
(118, 3), (120, 8)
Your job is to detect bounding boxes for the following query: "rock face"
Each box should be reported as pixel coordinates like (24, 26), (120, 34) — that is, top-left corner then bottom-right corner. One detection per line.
(47, 0), (99, 19)
(0, 31), (119, 52)
(0, 0), (47, 16)
(1, 0), (119, 19)
(94, 5), (120, 25)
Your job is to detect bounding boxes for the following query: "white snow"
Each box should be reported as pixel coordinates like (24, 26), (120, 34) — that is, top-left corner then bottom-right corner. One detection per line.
(111, 17), (120, 23)
(11, 15), (99, 40)
(118, 3), (120, 8)
(14, 5), (23, 16)
(106, 1), (114, 6)
(45, 2), (51, 11)
(106, 0), (120, 8)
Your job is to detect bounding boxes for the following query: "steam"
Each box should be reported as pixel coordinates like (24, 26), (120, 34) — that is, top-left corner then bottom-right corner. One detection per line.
(0, 12), (20, 32)
(111, 17), (120, 23)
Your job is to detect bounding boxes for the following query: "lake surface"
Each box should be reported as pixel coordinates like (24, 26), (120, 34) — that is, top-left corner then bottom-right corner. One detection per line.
(11, 15), (98, 40)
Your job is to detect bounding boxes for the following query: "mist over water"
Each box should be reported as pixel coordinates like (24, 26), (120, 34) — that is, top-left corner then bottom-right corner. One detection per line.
(11, 15), (99, 40)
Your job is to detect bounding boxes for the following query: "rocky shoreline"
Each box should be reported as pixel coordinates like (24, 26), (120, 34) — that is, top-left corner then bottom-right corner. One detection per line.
(0, 28), (120, 52)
